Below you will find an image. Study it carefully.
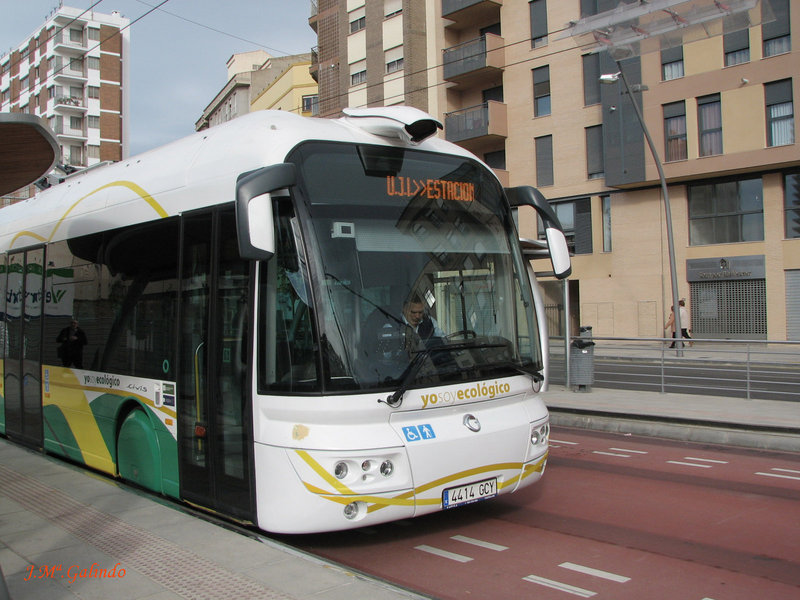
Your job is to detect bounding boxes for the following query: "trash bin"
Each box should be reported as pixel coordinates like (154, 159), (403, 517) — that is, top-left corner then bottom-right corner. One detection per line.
(569, 326), (595, 392)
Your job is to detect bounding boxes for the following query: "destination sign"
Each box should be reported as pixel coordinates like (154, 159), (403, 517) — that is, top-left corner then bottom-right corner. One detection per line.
(386, 175), (475, 202)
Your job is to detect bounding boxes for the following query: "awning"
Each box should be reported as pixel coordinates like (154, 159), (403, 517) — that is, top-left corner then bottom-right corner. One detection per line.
(0, 113), (60, 196)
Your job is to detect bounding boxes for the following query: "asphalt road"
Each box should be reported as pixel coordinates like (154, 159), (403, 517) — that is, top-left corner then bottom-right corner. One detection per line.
(282, 427), (800, 599)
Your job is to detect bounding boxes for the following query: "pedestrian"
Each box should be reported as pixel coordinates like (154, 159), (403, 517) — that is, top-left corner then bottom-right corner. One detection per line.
(664, 301), (692, 348)
(56, 319), (88, 368)
(678, 299), (693, 346)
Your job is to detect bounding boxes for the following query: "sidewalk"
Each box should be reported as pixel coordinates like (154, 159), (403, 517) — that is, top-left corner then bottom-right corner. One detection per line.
(0, 439), (427, 600)
(545, 385), (800, 453)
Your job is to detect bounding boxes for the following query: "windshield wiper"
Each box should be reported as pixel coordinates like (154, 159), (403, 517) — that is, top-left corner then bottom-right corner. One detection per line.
(501, 361), (544, 383)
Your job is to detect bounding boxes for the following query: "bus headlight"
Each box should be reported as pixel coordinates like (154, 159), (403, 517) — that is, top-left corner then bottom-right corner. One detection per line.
(530, 422), (549, 447)
(334, 461), (348, 479)
(380, 460), (394, 477)
(343, 502), (359, 519)
(343, 501), (367, 521)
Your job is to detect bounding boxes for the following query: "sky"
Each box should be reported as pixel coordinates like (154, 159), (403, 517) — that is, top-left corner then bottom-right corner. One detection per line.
(0, 0), (317, 155)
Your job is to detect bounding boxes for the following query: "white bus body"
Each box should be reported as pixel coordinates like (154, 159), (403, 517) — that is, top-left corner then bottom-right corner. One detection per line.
(0, 107), (569, 533)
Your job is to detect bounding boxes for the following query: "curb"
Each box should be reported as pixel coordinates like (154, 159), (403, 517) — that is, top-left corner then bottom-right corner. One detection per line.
(549, 408), (800, 453)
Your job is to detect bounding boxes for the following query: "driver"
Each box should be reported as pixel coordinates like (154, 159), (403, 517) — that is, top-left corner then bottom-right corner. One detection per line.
(402, 295), (444, 341)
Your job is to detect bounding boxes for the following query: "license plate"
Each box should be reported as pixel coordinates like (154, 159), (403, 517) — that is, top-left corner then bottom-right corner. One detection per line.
(442, 477), (497, 509)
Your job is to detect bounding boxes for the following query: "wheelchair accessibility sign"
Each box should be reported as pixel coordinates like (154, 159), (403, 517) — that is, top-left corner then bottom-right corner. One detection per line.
(402, 424), (436, 442)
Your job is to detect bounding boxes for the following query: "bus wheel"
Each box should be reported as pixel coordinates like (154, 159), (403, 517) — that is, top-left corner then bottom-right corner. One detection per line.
(117, 409), (162, 493)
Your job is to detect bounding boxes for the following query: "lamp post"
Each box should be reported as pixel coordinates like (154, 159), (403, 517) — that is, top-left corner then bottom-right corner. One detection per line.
(601, 64), (684, 355)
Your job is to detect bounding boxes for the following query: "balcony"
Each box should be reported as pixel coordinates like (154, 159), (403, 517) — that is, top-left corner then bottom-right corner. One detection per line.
(444, 101), (507, 152)
(310, 46), (319, 83)
(53, 96), (87, 114)
(443, 34), (504, 90)
(442, 0), (502, 30)
(53, 66), (87, 85)
(53, 32), (87, 54)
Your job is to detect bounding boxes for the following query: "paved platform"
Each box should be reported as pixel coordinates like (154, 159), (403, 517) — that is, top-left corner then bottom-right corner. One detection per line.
(0, 439), (427, 600)
(546, 385), (800, 453)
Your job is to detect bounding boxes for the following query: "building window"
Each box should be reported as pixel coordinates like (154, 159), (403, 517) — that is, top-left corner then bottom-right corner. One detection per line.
(698, 93), (722, 157)
(582, 53), (600, 106)
(349, 7), (366, 34)
(384, 0), (402, 18)
(530, 0), (548, 48)
(661, 45), (684, 81)
(688, 177), (764, 245)
(88, 27), (100, 42)
(585, 125), (604, 180)
(483, 150), (506, 170)
(88, 85), (99, 99)
(539, 199), (593, 254)
(663, 101), (687, 161)
(532, 65), (550, 117)
(535, 135), (553, 187)
(87, 56), (100, 70)
(786, 172), (800, 238)
(385, 46), (403, 74)
(88, 115), (99, 128)
(88, 144), (100, 159)
(69, 28), (83, 43)
(350, 60), (366, 86)
(765, 79), (794, 147)
(762, 0), (791, 57)
(302, 94), (318, 115)
(69, 116), (83, 131)
(602, 195), (612, 252)
(723, 27), (750, 66)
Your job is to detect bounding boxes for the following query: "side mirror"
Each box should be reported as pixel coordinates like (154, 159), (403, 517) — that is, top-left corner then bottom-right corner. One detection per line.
(505, 185), (572, 279)
(544, 227), (571, 278)
(235, 163), (296, 260)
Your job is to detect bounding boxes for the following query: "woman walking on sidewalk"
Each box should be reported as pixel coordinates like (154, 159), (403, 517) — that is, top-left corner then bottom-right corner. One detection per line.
(665, 300), (692, 348)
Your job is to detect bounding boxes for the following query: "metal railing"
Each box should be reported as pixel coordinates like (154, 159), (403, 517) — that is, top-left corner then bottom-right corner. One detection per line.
(549, 336), (800, 401)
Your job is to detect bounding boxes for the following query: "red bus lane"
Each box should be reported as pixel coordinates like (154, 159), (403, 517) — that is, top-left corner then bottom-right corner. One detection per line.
(288, 428), (800, 599)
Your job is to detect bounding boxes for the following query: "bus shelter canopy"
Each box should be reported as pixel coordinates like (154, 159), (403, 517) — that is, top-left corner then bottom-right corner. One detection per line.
(0, 113), (59, 196)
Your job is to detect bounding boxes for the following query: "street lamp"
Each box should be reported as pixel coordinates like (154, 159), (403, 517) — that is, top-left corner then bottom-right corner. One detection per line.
(600, 65), (684, 354)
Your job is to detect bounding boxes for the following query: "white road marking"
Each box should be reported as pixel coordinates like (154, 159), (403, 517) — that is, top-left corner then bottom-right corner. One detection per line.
(550, 439), (579, 445)
(559, 562), (631, 583)
(451, 535), (508, 551)
(415, 545), (473, 562)
(667, 460), (712, 468)
(609, 447), (648, 454)
(523, 574), (596, 597)
(684, 456), (728, 464)
(772, 468), (800, 474)
(593, 451), (630, 457)
(756, 471), (800, 481)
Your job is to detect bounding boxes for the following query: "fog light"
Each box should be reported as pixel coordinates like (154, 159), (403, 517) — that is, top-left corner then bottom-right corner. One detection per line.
(343, 502), (359, 520)
(334, 461), (348, 480)
(380, 460), (394, 477)
(531, 430), (541, 446)
(361, 460), (371, 471)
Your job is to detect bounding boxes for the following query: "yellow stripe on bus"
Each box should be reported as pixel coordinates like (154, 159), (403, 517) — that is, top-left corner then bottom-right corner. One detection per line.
(296, 451), (547, 512)
(10, 180), (169, 249)
(43, 369), (114, 474)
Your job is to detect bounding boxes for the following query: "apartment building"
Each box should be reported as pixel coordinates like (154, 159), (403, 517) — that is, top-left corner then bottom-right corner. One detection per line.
(0, 6), (130, 203)
(310, 0), (799, 341)
(195, 50), (318, 131)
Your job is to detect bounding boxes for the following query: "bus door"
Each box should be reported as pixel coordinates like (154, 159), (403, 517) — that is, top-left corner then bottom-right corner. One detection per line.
(3, 248), (44, 447)
(178, 207), (254, 522)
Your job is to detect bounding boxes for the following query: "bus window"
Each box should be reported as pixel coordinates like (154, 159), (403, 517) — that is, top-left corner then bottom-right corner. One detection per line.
(258, 198), (319, 393)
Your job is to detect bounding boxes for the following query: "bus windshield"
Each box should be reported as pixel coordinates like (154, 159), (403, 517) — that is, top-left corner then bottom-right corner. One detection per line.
(279, 141), (541, 393)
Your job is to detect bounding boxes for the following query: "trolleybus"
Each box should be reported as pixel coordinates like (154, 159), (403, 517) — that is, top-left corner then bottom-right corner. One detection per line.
(0, 106), (570, 533)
